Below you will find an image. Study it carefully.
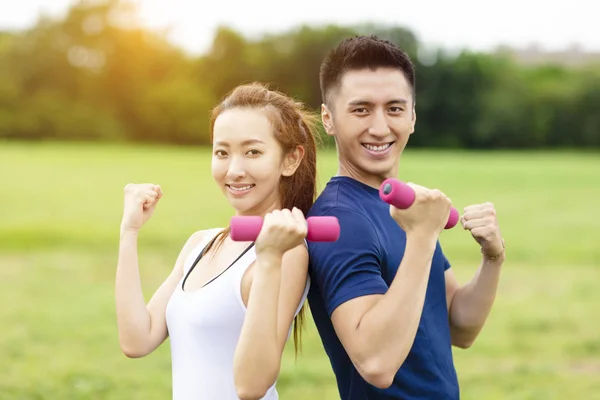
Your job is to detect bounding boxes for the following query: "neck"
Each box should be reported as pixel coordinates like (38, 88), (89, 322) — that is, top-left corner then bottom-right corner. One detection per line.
(337, 161), (398, 191)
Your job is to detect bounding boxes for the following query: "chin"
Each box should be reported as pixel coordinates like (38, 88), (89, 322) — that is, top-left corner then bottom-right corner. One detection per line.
(221, 191), (249, 209)
(231, 196), (273, 217)
(227, 198), (254, 213)
(360, 159), (397, 177)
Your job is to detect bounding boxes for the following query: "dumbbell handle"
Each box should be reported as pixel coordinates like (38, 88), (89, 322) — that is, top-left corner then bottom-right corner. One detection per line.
(230, 216), (340, 242)
(379, 178), (459, 229)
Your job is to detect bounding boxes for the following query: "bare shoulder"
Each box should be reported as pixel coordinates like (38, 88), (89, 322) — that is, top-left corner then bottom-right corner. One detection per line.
(172, 228), (223, 274)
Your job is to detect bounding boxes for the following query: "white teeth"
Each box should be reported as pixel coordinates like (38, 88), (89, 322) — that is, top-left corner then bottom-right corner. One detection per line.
(363, 143), (391, 152)
(229, 185), (254, 191)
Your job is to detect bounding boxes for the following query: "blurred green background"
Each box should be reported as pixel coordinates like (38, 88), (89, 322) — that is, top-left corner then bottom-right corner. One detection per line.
(1, 1), (599, 399)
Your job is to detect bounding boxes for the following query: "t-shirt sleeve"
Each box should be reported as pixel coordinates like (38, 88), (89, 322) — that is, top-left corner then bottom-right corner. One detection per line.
(308, 207), (388, 317)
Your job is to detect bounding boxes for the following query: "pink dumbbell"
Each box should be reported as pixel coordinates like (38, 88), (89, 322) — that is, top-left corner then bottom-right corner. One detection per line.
(379, 178), (459, 230)
(230, 215), (340, 242)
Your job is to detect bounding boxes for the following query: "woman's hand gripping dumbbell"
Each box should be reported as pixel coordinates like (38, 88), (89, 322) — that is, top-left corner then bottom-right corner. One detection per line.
(379, 177), (459, 230)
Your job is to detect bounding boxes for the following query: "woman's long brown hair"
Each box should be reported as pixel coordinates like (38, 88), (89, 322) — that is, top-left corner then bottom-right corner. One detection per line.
(205, 82), (320, 356)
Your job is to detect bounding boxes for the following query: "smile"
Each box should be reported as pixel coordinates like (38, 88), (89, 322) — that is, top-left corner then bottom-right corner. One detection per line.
(227, 184), (254, 191)
(226, 184), (255, 196)
(362, 142), (393, 152)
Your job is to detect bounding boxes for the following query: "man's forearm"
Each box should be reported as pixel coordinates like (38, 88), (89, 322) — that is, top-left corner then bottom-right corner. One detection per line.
(449, 254), (504, 347)
(355, 234), (437, 380)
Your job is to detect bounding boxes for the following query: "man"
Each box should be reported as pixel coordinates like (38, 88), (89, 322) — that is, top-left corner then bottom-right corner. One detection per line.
(306, 35), (506, 399)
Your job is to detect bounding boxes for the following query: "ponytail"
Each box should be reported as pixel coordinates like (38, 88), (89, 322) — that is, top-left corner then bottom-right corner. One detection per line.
(208, 83), (321, 356)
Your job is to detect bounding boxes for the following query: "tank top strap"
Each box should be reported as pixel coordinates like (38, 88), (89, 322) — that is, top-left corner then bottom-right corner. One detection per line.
(181, 228), (224, 276)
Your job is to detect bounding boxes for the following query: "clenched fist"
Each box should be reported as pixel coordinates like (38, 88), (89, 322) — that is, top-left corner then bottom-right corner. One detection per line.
(460, 202), (505, 260)
(121, 183), (163, 232)
(255, 208), (308, 259)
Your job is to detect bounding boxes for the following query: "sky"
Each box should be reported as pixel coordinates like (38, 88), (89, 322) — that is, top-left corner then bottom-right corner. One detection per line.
(2, 0), (599, 55)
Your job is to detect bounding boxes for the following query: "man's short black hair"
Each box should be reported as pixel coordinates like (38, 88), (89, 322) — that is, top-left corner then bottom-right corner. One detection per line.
(319, 35), (416, 106)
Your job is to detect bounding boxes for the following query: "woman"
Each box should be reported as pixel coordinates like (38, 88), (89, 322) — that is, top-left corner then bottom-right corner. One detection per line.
(115, 83), (320, 399)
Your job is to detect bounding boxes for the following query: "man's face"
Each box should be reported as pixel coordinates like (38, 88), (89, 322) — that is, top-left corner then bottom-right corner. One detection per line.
(322, 67), (416, 188)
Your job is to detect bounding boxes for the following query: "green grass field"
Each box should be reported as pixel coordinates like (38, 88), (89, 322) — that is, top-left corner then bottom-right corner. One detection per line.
(1, 141), (599, 400)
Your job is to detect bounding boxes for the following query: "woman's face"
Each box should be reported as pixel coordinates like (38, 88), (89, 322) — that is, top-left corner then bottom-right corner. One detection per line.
(211, 108), (291, 216)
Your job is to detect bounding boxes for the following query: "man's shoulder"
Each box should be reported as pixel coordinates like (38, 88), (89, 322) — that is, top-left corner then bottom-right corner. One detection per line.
(309, 182), (367, 217)
(307, 202), (381, 260)
(308, 179), (384, 248)
(309, 201), (372, 228)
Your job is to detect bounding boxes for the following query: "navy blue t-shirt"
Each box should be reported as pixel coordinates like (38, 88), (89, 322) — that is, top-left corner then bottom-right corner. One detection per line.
(307, 176), (459, 400)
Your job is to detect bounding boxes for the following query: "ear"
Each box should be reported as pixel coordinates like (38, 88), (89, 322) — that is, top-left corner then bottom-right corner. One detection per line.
(321, 104), (335, 136)
(281, 145), (305, 177)
(409, 106), (417, 135)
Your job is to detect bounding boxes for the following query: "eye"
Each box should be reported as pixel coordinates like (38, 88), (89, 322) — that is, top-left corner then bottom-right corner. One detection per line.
(353, 108), (369, 115)
(389, 107), (404, 114)
(246, 149), (262, 156)
(214, 149), (227, 157)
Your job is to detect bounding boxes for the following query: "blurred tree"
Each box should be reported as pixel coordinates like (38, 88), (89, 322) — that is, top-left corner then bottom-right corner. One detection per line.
(135, 76), (215, 144)
(195, 26), (254, 102)
(1, 0), (598, 148)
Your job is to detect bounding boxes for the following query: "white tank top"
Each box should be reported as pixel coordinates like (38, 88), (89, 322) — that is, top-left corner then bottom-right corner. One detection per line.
(165, 228), (310, 400)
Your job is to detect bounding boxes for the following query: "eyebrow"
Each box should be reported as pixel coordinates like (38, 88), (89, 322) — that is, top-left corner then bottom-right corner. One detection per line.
(214, 139), (266, 147)
(347, 99), (409, 107)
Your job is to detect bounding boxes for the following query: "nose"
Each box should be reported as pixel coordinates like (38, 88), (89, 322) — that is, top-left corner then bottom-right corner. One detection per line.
(225, 155), (246, 181)
(367, 109), (390, 138)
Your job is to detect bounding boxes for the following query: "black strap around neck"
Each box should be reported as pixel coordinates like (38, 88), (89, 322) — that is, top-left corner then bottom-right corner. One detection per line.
(181, 235), (255, 292)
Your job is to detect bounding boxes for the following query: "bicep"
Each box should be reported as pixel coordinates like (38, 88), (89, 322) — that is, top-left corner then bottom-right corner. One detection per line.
(330, 293), (383, 355)
(275, 244), (309, 353)
(146, 230), (207, 346)
(145, 267), (183, 345)
(308, 207), (388, 357)
(444, 267), (461, 313)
